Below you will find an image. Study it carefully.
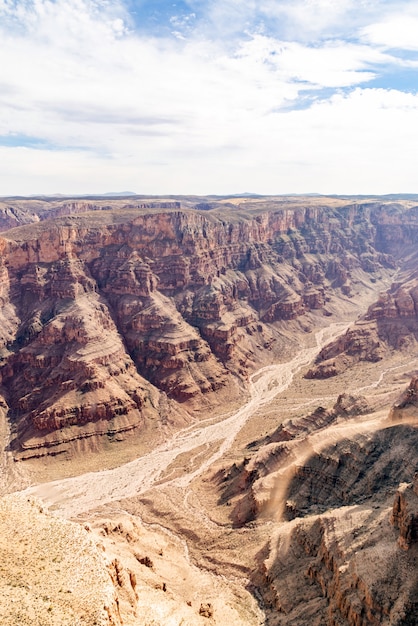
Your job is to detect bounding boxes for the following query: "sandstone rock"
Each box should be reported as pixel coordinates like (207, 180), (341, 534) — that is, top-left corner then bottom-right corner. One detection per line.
(199, 602), (214, 618)
(216, 394), (371, 526)
(391, 474), (418, 550)
(1, 293), (161, 457)
(306, 276), (418, 379)
(254, 503), (418, 626)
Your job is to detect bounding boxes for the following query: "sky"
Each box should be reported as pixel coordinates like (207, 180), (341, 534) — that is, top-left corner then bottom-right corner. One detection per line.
(1, 0), (418, 196)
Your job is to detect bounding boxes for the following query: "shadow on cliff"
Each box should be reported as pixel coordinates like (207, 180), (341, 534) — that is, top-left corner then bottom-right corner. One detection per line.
(282, 424), (418, 520)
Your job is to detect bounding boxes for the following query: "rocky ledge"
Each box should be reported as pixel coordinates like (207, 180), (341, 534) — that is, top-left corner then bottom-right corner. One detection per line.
(391, 473), (418, 550)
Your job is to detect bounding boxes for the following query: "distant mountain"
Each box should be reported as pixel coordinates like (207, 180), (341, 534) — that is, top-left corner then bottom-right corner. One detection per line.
(100, 191), (137, 197)
(12, 192), (139, 199)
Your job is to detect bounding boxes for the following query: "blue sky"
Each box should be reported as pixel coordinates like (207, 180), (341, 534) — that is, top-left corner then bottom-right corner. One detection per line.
(1, 0), (418, 195)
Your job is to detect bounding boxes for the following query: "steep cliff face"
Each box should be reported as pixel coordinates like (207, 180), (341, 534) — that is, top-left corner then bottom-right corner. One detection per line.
(254, 501), (418, 626)
(303, 202), (418, 381)
(215, 370), (418, 524)
(2, 291), (161, 459)
(0, 203), (40, 231)
(372, 203), (418, 255)
(0, 199), (413, 457)
(283, 425), (418, 520)
(306, 277), (418, 379)
(391, 474), (418, 551)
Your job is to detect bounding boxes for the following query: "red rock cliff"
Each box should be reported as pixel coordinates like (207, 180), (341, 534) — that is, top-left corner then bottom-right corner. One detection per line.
(0, 201), (412, 457)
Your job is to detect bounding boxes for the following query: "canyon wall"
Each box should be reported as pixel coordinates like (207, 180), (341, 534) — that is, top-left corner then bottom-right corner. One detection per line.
(0, 198), (415, 457)
(306, 276), (418, 379)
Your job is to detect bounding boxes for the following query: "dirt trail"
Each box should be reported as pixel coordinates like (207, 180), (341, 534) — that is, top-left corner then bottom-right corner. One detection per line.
(20, 323), (350, 518)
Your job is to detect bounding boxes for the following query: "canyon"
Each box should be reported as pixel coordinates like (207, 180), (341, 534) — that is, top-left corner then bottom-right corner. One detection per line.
(0, 194), (417, 625)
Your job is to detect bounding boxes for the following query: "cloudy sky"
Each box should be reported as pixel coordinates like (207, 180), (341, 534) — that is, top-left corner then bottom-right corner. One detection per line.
(1, 0), (418, 196)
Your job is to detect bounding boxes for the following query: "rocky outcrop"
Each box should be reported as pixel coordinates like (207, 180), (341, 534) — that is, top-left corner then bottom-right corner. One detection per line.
(306, 279), (418, 379)
(305, 320), (384, 378)
(391, 474), (418, 550)
(210, 370), (418, 625)
(1, 289), (163, 458)
(254, 501), (418, 626)
(84, 510), (256, 626)
(217, 382), (418, 526)
(373, 202), (418, 255)
(388, 375), (418, 432)
(283, 425), (418, 520)
(215, 394), (371, 526)
(0, 202), (40, 230)
(268, 393), (369, 445)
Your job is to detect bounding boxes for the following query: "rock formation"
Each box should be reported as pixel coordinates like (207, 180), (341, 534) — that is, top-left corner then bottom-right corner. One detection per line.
(306, 277), (418, 379)
(215, 393), (373, 526)
(0, 197), (411, 457)
(253, 499), (418, 626)
(213, 376), (418, 625)
(391, 473), (418, 550)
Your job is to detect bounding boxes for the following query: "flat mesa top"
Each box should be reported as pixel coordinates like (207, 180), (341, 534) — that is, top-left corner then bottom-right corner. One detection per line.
(0, 194), (417, 243)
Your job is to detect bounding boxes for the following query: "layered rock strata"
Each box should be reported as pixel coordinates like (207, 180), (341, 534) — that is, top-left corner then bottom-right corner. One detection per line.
(254, 500), (418, 626)
(306, 278), (418, 379)
(0, 199), (414, 456)
(215, 394), (371, 526)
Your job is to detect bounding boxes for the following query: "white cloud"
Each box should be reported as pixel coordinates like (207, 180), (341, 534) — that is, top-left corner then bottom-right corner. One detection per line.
(243, 88), (418, 194)
(233, 35), (394, 89)
(0, 0), (418, 194)
(362, 15), (418, 51)
(259, 0), (357, 40)
(2, 87), (418, 196)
